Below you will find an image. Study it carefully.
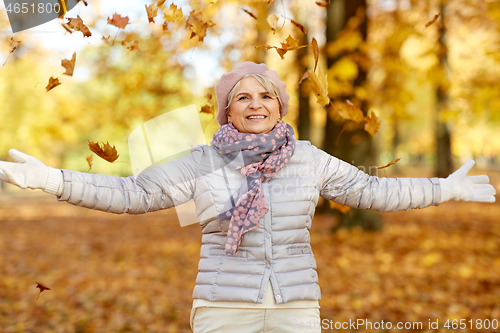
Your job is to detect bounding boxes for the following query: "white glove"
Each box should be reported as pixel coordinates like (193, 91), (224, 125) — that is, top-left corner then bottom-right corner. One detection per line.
(0, 149), (63, 196)
(439, 160), (496, 203)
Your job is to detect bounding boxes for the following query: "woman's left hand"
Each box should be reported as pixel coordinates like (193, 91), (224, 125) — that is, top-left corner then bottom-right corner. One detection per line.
(439, 160), (496, 203)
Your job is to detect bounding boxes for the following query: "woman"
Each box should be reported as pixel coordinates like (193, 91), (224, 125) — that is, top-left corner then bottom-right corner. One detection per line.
(0, 62), (496, 333)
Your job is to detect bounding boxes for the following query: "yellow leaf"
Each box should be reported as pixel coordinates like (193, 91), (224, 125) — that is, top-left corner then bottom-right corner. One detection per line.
(364, 111), (380, 137)
(267, 14), (278, 32)
(307, 67), (329, 106)
(257, 35), (306, 60)
(333, 100), (364, 122)
(46, 77), (62, 92)
(375, 158), (401, 170)
(61, 52), (76, 76)
(164, 4), (183, 22)
(145, 3), (158, 23)
(310, 37), (319, 72)
(85, 154), (93, 171)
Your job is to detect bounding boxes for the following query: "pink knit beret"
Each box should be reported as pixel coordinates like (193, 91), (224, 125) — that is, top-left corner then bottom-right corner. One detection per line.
(215, 62), (289, 125)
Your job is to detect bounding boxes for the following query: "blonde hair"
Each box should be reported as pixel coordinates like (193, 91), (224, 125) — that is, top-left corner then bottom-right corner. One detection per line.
(226, 74), (283, 115)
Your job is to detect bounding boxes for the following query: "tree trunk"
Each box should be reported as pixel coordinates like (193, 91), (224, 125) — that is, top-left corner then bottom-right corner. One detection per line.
(323, 0), (382, 231)
(435, 3), (453, 177)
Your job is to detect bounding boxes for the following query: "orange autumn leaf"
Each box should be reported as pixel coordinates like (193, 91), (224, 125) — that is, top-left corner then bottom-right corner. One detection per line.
(85, 154), (93, 171)
(257, 35), (306, 60)
(66, 16), (92, 37)
(333, 100), (364, 123)
(375, 158), (401, 170)
(57, 0), (68, 18)
(307, 67), (329, 106)
(88, 141), (120, 163)
(298, 70), (309, 84)
(310, 37), (319, 72)
(200, 93), (214, 115)
(242, 8), (257, 20)
(329, 201), (351, 214)
(10, 37), (21, 53)
(145, 3), (158, 23)
(46, 77), (61, 92)
(364, 111), (381, 137)
(107, 13), (130, 29)
(163, 4), (183, 22)
(35, 282), (50, 300)
(186, 11), (214, 42)
(61, 52), (76, 76)
(316, 1), (331, 7)
(425, 11), (441, 28)
(291, 19), (307, 36)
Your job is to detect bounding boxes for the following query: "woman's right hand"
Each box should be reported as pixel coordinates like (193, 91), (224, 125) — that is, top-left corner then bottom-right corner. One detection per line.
(0, 149), (62, 195)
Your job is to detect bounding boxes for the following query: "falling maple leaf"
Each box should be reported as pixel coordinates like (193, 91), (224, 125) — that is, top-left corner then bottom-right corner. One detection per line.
(307, 67), (329, 106)
(242, 8), (257, 20)
(375, 158), (401, 170)
(66, 16), (92, 37)
(85, 154), (93, 171)
(257, 35), (306, 60)
(163, 4), (183, 22)
(329, 201), (351, 214)
(157, 0), (166, 6)
(107, 13), (130, 29)
(333, 100), (364, 123)
(122, 40), (139, 51)
(298, 70), (309, 85)
(316, 1), (331, 7)
(145, 3), (158, 23)
(35, 282), (50, 300)
(267, 14), (279, 32)
(200, 93), (214, 115)
(186, 11), (214, 42)
(88, 141), (120, 163)
(46, 77), (61, 92)
(291, 19), (307, 36)
(57, 0), (68, 18)
(425, 11), (441, 28)
(310, 37), (319, 72)
(364, 111), (381, 137)
(61, 52), (76, 76)
(162, 22), (169, 30)
(3, 38), (21, 66)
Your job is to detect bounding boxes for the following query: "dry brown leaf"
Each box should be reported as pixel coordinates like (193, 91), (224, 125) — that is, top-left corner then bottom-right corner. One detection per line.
(329, 201), (351, 214)
(61, 52), (76, 76)
(200, 93), (214, 115)
(88, 141), (120, 163)
(57, 0), (68, 18)
(186, 11), (214, 42)
(157, 0), (166, 6)
(35, 282), (50, 300)
(107, 13), (130, 29)
(102, 36), (114, 45)
(307, 67), (329, 106)
(315, 1), (331, 7)
(257, 35), (306, 60)
(291, 19), (307, 36)
(85, 154), (93, 171)
(145, 3), (158, 23)
(310, 37), (319, 72)
(46, 77), (61, 92)
(66, 16), (92, 37)
(162, 22), (168, 30)
(9, 38), (21, 53)
(164, 4), (183, 22)
(122, 40), (139, 51)
(425, 11), (441, 28)
(77, 0), (88, 5)
(333, 100), (364, 123)
(267, 14), (279, 32)
(375, 158), (401, 170)
(61, 23), (73, 34)
(242, 8), (257, 20)
(364, 111), (381, 137)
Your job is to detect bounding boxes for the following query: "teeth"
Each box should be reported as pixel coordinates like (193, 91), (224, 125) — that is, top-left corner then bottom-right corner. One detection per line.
(248, 116), (266, 119)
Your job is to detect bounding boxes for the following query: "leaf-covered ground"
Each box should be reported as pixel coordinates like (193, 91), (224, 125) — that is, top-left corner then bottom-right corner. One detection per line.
(0, 173), (499, 332)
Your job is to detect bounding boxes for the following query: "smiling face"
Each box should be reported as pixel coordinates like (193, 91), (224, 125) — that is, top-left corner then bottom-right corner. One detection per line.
(227, 77), (281, 134)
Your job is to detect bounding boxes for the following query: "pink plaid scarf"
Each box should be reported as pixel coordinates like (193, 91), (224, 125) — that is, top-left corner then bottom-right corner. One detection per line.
(211, 121), (296, 255)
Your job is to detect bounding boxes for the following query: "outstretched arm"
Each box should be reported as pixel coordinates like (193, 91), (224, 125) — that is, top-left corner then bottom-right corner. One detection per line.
(0, 148), (204, 214)
(317, 148), (496, 212)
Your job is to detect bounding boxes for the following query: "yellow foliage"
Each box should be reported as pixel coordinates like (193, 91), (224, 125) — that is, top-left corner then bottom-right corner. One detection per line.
(308, 67), (330, 106)
(326, 30), (364, 57)
(330, 57), (359, 81)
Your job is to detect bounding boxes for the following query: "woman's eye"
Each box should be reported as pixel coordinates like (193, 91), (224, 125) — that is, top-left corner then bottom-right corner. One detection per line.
(263, 95), (272, 99)
(238, 96), (248, 101)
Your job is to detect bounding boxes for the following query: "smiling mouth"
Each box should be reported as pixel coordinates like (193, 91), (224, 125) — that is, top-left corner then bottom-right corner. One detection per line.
(247, 115), (267, 119)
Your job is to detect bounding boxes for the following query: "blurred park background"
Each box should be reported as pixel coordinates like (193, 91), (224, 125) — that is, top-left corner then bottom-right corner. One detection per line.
(0, 0), (499, 331)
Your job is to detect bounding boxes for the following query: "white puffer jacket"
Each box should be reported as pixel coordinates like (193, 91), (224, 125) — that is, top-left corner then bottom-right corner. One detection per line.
(58, 141), (441, 304)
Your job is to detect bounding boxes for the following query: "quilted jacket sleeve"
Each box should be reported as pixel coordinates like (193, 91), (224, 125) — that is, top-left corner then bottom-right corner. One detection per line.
(57, 146), (205, 214)
(314, 146), (441, 212)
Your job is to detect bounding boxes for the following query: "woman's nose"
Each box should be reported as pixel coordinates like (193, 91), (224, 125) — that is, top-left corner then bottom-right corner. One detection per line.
(249, 97), (262, 109)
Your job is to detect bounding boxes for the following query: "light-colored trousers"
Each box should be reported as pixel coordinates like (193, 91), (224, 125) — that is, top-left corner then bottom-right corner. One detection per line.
(191, 307), (321, 333)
